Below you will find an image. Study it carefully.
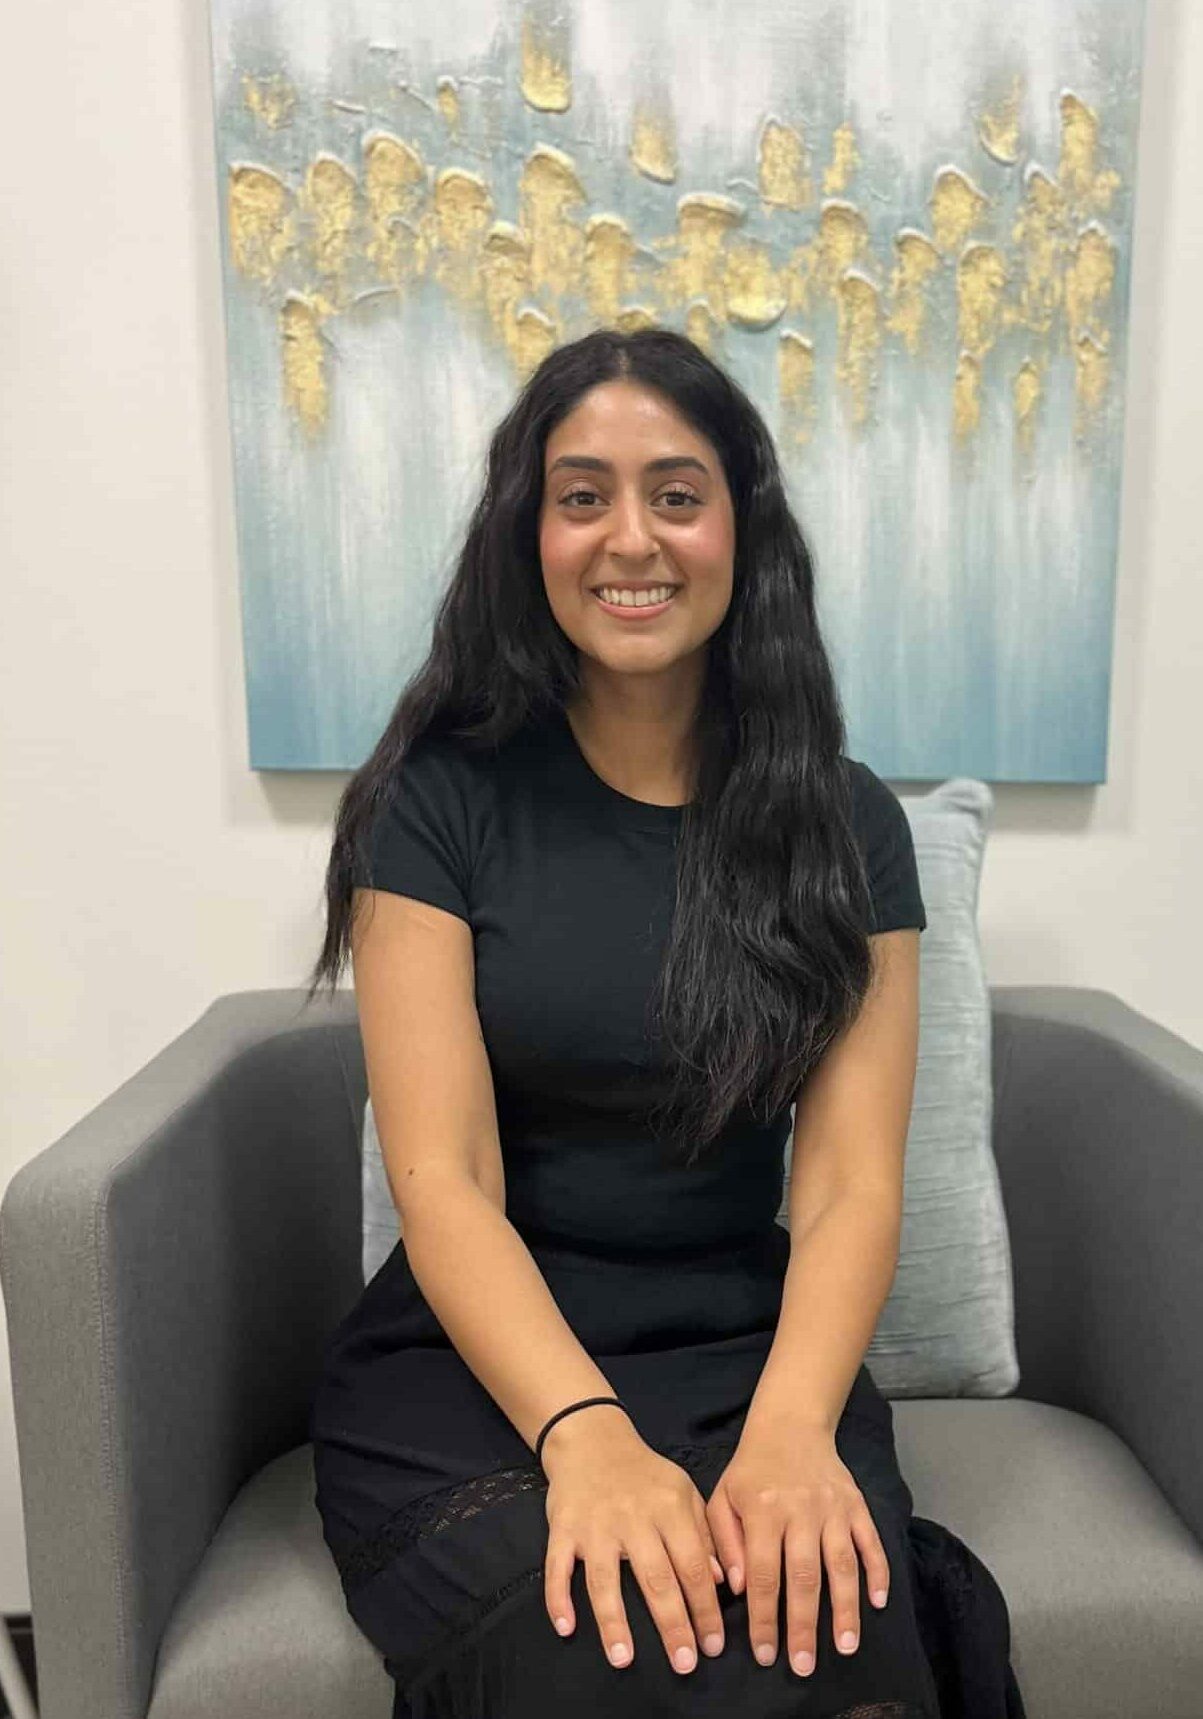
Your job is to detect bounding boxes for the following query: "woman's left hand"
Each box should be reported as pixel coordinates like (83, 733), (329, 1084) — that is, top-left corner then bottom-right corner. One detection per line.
(704, 1423), (891, 1679)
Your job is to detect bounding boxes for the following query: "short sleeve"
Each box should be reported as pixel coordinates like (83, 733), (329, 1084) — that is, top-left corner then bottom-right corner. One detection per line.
(354, 737), (473, 924)
(846, 759), (927, 934)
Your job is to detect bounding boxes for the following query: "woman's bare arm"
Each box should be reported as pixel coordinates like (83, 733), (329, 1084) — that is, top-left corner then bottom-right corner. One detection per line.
(352, 887), (635, 1469)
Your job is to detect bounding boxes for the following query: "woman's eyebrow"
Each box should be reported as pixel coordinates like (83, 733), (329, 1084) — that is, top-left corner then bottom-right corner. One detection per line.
(547, 454), (710, 477)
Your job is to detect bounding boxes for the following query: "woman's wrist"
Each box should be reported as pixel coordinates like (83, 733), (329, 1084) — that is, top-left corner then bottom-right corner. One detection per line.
(539, 1401), (637, 1473)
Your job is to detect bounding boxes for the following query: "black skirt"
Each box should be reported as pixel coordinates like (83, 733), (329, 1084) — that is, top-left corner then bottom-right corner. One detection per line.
(311, 1226), (1026, 1719)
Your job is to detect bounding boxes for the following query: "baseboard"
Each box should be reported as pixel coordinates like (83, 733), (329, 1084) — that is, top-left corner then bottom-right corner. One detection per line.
(1, 1614), (37, 1717)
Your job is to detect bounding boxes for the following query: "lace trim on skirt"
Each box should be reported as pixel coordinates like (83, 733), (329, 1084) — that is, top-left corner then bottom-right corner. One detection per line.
(340, 1437), (738, 1592)
(390, 1563), (934, 1719)
(338, 1444), (1025, 1719)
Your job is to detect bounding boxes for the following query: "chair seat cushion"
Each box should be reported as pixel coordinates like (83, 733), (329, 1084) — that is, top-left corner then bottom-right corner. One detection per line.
(147, 1407), (1203, 1719)
(147, 1444), (391, 1719)
(894, 1397), (1203, 1719)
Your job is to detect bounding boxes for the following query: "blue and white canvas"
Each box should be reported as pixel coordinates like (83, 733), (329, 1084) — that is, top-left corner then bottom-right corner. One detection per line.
(207, 0), (1147, 780)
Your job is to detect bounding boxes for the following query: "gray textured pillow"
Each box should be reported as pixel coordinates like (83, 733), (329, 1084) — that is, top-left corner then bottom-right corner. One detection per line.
(834, 773), (1016, 1400)
(360, 774), (1018, 1399)
(361, 1103), (400, 1286)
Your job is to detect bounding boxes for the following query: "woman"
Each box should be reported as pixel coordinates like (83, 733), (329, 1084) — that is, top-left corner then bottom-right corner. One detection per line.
(306, 326), (1025, 1717)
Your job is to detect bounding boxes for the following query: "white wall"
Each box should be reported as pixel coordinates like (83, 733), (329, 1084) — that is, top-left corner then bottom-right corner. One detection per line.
(1, 0), (1198, 1615)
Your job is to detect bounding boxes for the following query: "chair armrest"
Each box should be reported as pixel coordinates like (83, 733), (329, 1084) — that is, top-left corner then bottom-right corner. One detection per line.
(990, 985), (1203, 1545)
(0, 987), (364, 1719)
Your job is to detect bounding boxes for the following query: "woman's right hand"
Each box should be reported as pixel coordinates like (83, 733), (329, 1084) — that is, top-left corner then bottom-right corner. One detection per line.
(541, 1408), (728, 1676)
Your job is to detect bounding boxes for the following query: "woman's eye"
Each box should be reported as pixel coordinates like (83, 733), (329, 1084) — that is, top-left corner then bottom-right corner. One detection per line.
(559, 488), (700, 508)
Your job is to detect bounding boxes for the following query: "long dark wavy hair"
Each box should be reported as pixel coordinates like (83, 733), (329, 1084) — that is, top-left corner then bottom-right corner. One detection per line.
(305, 325), (876, 1169)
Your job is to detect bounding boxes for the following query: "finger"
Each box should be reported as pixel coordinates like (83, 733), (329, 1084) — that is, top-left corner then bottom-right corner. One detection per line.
(544, 1536), (576, 1637)
(627, 1529), (704, 1675)
(742, 1508), (784, 1667)
(781, 1517), (822, 1677)
(670, 1513), (726, 1658)
(850, 1506), (891, 1609)
(705, 1486), (747, 1592)
(692, 1496), (726, 1585)
(583, 1546), (635, 1670)
(822, 1515), (862, 1658)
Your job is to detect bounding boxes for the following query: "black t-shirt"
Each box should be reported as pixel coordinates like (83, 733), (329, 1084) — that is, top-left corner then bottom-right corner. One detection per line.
(353, 708), (925, 1261)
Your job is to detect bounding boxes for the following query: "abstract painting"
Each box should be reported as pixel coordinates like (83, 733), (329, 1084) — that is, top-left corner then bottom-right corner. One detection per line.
(207, 0), (1147, 779)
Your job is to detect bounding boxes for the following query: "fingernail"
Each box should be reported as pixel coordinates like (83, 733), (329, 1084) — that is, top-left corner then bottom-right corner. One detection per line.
(609, 1642), (630, 1666)
(729, 1564), (743, 1592)
(554, 1616), (571, 1635)
(871, 1588), (888, 1607)
(838, 1630), (858, 1652)
(673, 1646), (697, 1672)
(755, 1642), (775, 1665)
(702, 1632), (724, 1656)
(792, 1650), (815, 1675)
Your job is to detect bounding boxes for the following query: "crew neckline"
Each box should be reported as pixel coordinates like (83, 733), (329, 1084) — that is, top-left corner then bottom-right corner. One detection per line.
(551, 707), (690, 835)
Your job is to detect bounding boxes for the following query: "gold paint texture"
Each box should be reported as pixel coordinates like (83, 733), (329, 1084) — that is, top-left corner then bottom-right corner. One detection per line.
(521, 17), (571, 112)
(613, 306), (659, 333)
(885, 230), (941, 355)
(1073, 331), (1109, 421)
(280, 296), (327, 437)
(241, 73), (297, 130)
(1013, 357), (1043, 463)
(583, 215), (639, 325)
(977, 75), (1023, 166)
(822, 122), (860, 196)
(814, 201), (870, 291)
(778, 330), (817, 446)
(759, 119), (811, 209)
(511, 304), (559, 375)
(684, 301), (721, 354)
(520, 146), (587, 300)
(662, 195), (744, 320)
(834, 272), (881, 427)
(435, 77), (462, 136)
(302, 157), (358, 301)
(630, 102), (678, 183)
(362, 134), (427, 282)
(225, 15), (1127, 443)
(1010, 168), (1068, 334)
(1065, 222), (1116, 345)
(930, 166), (990, 256)
(957, 243), (1008, 359)
(1066, 223), (1115, 425)
(724, 242), (788, 330)
(777, 238), (818, 321)
(480, 225), (535, 370)
(427, 169), (495, 308)
(228, 166), (295, 284)
(953, 350), (982, 440)
(1059, 93), (1122, 213)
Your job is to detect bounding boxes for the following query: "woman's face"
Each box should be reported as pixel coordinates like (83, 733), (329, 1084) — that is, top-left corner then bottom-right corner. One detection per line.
(538, 380), (736, 684)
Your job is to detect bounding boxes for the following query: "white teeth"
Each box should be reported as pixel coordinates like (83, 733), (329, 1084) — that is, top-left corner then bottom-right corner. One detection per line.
(594, 585), (677, 607)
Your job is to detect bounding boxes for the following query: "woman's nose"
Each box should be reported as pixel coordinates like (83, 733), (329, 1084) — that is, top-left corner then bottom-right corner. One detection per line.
(604, 494), (658, 555)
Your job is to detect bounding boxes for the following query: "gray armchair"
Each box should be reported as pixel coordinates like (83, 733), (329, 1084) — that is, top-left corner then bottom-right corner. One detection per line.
(2, 986), (1202, 1719)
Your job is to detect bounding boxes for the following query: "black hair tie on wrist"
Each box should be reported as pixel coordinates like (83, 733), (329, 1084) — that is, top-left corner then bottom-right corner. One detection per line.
(535, 1395), (629, 1468)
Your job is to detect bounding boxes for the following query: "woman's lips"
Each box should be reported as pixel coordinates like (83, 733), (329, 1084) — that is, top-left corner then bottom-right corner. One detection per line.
(591, 589), (680, 619)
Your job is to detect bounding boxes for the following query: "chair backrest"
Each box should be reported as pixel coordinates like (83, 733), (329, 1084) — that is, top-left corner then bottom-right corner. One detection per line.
(331, 984), (1048, 1380)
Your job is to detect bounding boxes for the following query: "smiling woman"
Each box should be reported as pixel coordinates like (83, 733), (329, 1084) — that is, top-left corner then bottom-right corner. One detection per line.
(536, 387), (736, 813)
(304, 327), (1026, 1719)
(540, 403), (734, 693)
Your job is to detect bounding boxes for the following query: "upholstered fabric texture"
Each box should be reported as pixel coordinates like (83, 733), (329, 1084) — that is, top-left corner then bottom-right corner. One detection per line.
(842, 775), (1018, 1398)
(359, 774), (1018, 1399)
